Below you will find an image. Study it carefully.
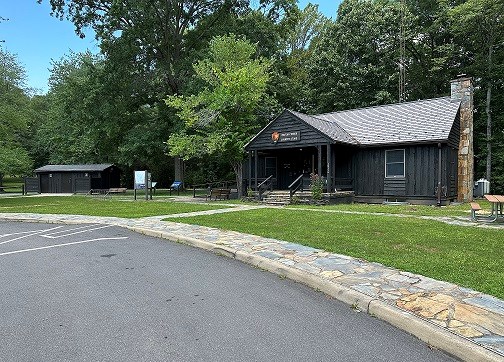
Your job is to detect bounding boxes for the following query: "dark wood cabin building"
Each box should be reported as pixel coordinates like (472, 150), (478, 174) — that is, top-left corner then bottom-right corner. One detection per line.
(34, 164), (121, 193)
(244, 78), (474, 205)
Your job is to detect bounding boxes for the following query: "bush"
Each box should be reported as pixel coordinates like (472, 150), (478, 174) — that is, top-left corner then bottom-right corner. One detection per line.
(310, 173), (324, 200)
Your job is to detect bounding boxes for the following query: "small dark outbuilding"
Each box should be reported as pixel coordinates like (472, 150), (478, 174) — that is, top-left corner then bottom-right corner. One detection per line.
(34, 164), (121, 193)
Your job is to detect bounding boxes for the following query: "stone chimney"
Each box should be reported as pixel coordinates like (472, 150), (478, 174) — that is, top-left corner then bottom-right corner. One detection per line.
(450, 76), (474, 202)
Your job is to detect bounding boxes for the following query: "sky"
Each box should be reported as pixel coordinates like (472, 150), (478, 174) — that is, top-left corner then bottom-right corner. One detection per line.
(1, 1), (340, 94)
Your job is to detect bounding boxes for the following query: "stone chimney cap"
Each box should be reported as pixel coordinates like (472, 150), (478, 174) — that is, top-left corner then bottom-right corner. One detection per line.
(451, 75), (472, 82)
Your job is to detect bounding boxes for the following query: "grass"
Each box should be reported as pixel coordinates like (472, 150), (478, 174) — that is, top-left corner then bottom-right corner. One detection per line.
(0, 195), (228, 218)
(1, 193), (501, 298)
(1, 177), (24, 193)
(165, 208), (504, 299)
(287, 201), (488, 218)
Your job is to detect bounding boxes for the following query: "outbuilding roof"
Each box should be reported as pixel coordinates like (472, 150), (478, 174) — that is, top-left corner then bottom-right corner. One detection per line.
(34, 164), (115, 173)
(262, 96), (461, 147)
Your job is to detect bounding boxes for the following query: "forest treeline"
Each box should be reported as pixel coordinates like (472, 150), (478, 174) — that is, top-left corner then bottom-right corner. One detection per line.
(1, 0), (503, 192)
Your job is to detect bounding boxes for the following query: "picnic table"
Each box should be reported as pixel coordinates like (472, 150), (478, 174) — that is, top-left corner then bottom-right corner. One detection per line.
(471, 194), (504, 222)
(485, 194), (504, 221)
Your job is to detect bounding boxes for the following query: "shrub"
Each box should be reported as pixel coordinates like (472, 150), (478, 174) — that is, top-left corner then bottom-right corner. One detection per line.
(310, 173), (324, 200)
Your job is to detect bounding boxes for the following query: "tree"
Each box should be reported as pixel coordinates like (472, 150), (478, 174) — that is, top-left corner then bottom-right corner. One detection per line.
(401, 0), (463, 99)
(0, 48), (32, 184)
(166, 34), (271, 196)
(307, 0), (402, 112)
(283, 3), (329, 54)
(273, 3), (329, 111)
(40, 0), (254, 95)
(39, 0), (296, 184)
(450, 0), (504, 184)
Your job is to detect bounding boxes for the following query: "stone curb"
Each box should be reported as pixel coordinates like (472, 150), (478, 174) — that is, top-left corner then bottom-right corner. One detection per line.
(129, 226), (502, 362)
(1, 215), (502, 361)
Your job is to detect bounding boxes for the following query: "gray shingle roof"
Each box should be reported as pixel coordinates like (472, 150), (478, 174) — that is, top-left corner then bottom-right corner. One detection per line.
(292, 97), (460, 146)
(312, 97), (460, 145)
(34, 164), (115, 173)
(288, 110), (359, 145)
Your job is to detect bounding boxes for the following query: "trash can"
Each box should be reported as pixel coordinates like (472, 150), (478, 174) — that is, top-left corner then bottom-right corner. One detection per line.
(474, 178), (490, 197)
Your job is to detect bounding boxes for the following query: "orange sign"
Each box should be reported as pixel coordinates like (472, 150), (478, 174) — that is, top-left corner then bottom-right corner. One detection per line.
(271, 131), (280, 142)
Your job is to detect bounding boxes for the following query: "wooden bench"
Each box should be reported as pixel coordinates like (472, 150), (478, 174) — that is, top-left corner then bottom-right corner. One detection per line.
(108, 188), (127, 194)
(206, 188), (231, 201)
(470, 202), (482, 221)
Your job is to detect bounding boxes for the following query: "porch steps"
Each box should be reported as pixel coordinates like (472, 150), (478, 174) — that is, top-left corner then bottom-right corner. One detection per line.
(261, 191), (292, 205)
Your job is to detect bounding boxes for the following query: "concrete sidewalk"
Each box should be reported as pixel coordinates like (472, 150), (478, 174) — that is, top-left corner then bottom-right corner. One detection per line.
(0, 211), (503, 361)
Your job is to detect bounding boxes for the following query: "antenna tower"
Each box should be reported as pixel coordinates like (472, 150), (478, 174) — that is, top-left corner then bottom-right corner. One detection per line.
(398, 0), (406, 102)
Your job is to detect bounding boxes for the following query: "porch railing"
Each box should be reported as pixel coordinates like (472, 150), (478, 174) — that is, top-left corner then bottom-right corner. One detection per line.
(257, 175), (274, 200)
(289, 174), (304, 200)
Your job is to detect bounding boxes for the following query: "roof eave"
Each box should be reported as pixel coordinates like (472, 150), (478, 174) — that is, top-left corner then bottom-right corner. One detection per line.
(358, 139), (450, 148)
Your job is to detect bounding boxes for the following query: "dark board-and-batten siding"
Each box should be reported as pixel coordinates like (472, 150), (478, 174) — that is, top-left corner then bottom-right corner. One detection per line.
(384, 179), (406, 196)
(353, 144), (458, 198)
(447, 111), (461, 149)
(246, 112), (331, 151)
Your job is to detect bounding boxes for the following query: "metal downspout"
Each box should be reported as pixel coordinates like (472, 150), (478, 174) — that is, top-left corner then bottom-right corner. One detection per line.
(437, 143), (442, 206)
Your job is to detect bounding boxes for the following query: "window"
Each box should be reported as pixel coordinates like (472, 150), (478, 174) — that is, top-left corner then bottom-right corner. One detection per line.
(265, 157), (277, 178)
(385, 149), (405, 178)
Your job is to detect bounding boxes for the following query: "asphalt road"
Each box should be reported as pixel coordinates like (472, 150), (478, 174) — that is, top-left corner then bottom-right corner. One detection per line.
(0, 221), (456, 362)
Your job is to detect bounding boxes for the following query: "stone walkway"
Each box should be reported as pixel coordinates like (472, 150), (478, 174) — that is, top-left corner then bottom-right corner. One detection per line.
(0, 210), (503, 361)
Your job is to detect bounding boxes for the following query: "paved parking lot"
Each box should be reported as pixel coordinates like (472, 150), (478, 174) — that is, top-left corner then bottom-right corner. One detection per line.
(0, 221), (454, 362)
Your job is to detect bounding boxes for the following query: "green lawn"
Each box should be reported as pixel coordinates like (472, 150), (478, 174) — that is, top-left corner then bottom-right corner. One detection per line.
(287, 201), (486, 218)
(0, 177), (24, 193)
(165, 208), (504, 299)
(0, 196), (228, 218)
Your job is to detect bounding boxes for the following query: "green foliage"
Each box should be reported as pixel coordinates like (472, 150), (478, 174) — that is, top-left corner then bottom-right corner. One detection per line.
(307, 0), (401, 112)
(309, 173), (324, 200)
(0, 147), (32, 177)
(166, 35), (271, 193)
(24, 0), (504, 194)
(449, 0), (504, 189)
(0, 48), (33, 181)
(272, 3), (329, 111)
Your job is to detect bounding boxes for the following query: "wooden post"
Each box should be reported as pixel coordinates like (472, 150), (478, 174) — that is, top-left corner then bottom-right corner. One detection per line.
(145, 170), (149, 201)
(254, 150), (258, 191)
(317, 145), (322, 177)
(248, 151), (252, 191)
(326, 144), (332, 193)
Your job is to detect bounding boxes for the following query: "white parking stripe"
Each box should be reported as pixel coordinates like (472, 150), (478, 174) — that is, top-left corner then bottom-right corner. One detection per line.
(0, 237), (128, 256)
(41, 224), (102, 236)
(41, 225), (113, 239)
(0, 227), (62, 238)
(0, 226), (64, 245)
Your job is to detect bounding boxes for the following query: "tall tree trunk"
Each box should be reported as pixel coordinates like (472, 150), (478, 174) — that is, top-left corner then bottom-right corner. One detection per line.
(174, 156), (184, 187)
(486, 83), (492, 182)
(232, 161), (243, 198)
(486, 42), (493, 182)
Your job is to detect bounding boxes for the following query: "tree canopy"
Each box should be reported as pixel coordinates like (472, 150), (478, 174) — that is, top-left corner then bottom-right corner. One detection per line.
(6, 0), (502, 192)
(166, 34), (271, 194)
(0, 48), (32, 183)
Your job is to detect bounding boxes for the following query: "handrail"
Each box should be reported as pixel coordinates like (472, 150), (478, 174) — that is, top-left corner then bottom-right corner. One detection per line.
(257, 175), (273, 190)
(289, 174), (305, 199)
(257, 175), (273, 200)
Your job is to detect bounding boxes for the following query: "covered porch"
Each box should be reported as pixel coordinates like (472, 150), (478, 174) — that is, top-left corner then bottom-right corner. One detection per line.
(244, 144), (353, 194)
